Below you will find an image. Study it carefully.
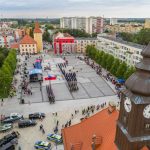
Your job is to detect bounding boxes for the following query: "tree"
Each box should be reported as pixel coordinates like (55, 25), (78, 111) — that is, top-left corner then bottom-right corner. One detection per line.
(116, 62), (127, 78)
(110, 58), (120, 76)
(124, 66), (136, 80)
(0, 53), (5, 67)
(43, 30), (52, 43)
(101, 53), (109, 69)
(29, 28), (34, 38)
(106, 54), (114, 71)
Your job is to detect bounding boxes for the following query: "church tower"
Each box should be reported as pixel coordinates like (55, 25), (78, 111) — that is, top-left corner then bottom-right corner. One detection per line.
(115, 43), (150, 150)
(34, 22), (43, 53)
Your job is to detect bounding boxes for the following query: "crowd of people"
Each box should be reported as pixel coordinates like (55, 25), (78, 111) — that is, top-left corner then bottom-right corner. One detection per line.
(58, 61), (78, 92)
(43, 103), (108, 137)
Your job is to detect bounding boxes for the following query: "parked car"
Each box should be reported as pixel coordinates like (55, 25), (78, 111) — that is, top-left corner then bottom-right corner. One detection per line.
(34, 141), (51, 150)
(47, 134), (62, 144)
(29, 112), (45, 119)
(18, 119), (37, 128)
(0, 142), (15, 150)
(0, 123), (13, 133)
(1, 113), (23, 123)
(0, 131), (19, 147)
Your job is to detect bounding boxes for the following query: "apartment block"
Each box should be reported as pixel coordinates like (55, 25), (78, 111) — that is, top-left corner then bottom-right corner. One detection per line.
(60, 17), (104, 34)
(96, 34), (144, 66)
(75, 38), (97, 53)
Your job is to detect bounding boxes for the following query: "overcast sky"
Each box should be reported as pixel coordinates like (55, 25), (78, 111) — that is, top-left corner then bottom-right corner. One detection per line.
(0, 0), (150, 18)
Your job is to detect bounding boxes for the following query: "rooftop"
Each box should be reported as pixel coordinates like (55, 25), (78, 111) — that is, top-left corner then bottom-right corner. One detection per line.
(34, 22), (42, 33)
(10, 42), (19, 49)
(62, 108), (118, 150)
(54, 32), (74, 39)
(19, 34), (37, 44)
(75, 37), (97, 40)
(98, 35), (145, 49)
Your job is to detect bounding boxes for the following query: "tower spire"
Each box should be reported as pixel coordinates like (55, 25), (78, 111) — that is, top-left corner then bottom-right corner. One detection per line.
(126, 42), (150, 96)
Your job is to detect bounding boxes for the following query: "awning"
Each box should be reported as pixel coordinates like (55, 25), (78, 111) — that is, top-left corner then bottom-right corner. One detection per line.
(29, 69), (42, 75)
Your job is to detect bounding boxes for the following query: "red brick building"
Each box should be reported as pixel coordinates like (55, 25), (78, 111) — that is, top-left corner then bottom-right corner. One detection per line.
(53, 32), (75, 54)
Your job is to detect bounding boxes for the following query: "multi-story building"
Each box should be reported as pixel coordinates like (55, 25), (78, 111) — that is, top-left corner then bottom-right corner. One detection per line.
(105, 24), (143, 33)
(53, 32), (75, 54)
(0, 34), (15, 48)
(19, 34), (37, 55)
(60, 17), (72, 29)
(87, 17), (104, 34)
(96, 34), (144, 66)
(75, 38), (97, 53)
(60, 17), (104, 34)
(144, 19), (150, 28)
(110, 18), (118, 25)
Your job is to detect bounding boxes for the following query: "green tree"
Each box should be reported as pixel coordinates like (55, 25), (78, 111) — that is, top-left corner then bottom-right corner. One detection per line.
(106, 54), (114, 71)
(124, 66), (136, 80)
(110, 58), (120, 76)
(101, 53), (109, 69)
(116, 62), (127, 78)
(43, 30), (52, 43)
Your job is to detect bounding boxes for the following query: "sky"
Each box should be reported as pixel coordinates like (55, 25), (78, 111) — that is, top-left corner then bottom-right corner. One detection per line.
(0, 0), (150, 18)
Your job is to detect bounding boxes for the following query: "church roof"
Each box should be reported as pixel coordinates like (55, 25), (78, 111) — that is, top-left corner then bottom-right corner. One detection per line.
(62, 109), (118, 150)
(19, 34), (37, 44)
(125, 43), (150, 96)
(34, 22), (42, 33)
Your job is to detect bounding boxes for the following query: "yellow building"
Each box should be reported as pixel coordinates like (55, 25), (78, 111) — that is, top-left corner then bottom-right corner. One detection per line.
(34, 22), (43, 52)
(144, 19), (150, 29)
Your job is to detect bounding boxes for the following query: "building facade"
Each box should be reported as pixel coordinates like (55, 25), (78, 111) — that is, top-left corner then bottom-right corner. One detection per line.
(75, 38), (97, 53)
(34, 22), (43, 52)
(19, 34), (37, 55)
(0, 34), (15, 48)
(97, 34), (144, 66)
(53, 32), (75, 54)
(144, 19), (150, 28)
(110, 18), (118, 25)
(60, 17), (104, 34)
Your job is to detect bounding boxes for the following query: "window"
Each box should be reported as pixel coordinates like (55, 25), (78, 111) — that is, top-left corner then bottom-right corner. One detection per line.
(145, 123), (150, 130)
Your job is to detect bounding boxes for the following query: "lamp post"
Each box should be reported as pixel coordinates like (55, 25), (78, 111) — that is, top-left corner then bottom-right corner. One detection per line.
(92, 134), (96, 150)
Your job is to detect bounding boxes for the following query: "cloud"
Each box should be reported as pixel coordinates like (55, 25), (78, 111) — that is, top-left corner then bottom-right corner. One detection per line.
(0, 0), (149, 18)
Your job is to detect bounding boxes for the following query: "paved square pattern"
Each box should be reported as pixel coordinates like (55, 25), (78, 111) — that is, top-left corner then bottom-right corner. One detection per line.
(26, 55), (115, 103)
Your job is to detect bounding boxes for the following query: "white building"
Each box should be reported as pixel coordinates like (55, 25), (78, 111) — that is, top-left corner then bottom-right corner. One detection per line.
(97, 34), (144, 66)
(60, 17), (72, 29)
(0, 34), (15, 48)
(110, 18), (118, 25)
(60, 17), (104, 34)
(75, 38), (97, 53)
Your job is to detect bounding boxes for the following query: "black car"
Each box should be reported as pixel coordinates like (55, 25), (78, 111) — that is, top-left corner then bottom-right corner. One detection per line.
(18, 119), (37, 128)
(0, 131), (19, 147)
(29, 112), (45, 119)
(0, 142), (15, 150)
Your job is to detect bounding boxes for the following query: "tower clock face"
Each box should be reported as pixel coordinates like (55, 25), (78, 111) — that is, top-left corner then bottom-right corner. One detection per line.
(143, 105), (150, 119)
(124, 97), (132, 113)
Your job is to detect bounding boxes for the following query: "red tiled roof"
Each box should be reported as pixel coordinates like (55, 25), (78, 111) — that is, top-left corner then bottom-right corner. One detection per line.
(141, 146), (149, 150)
(19, 35), (37, 44)
(62, 109), (119, 150)
(10, 43), (19, 49)
(34, 22), (42, 33)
